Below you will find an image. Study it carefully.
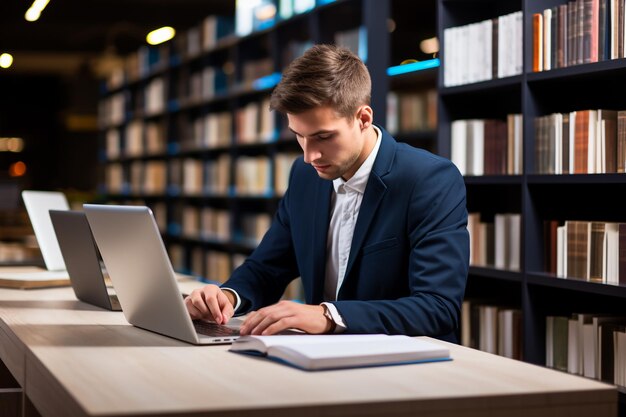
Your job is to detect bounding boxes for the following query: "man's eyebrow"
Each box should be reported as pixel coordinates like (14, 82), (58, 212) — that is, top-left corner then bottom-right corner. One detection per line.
(288, 127), (336, 137)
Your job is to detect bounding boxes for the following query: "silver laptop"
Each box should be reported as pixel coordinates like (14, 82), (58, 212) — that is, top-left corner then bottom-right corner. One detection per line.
(0, 191), (71, 282)
(83, 204), (241, 345)
(22, 190), (69, 271)
(49, 210), (121, 311)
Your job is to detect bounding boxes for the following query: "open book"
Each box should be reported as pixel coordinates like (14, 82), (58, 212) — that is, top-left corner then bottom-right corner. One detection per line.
(229, 334), (451, 370)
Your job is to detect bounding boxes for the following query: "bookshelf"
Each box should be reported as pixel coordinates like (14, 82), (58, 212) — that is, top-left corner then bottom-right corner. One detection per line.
(97, 0), (439, 298)
(439, 0), (626, 407)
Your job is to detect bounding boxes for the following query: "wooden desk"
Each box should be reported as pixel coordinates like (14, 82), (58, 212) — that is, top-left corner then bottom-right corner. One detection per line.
(0, 284), (618, 417)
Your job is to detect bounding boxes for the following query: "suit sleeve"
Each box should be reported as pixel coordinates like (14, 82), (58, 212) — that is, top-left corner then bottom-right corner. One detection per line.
(332, 159), (469, 337)
(219, 166), (300, 312)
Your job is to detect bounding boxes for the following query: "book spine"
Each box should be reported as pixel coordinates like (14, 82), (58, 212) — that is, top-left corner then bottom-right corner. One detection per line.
(533, 13), (544, 71)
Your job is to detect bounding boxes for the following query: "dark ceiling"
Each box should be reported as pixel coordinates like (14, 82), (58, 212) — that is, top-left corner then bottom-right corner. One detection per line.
(0, 0), (235, 55)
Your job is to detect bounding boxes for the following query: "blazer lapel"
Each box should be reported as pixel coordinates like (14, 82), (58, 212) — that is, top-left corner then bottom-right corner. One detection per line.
(342, 173), (386, 285)
(340, 127), (395, 297)
(309, 179), (333, 304)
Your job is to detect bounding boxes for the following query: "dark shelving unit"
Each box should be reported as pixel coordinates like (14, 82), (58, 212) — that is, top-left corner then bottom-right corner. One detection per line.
(439, 0), (626, 411)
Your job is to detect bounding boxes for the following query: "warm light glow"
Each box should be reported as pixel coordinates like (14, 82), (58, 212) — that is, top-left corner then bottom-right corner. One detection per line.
(7, 138), (24, 152)
(254, 3), (276, 21)
(0, 138), (25, 152)
(146, 27), (176, 45)
(420, 37), (440, 55)
(9, 161), (27, 177)
(25, 0), (50, 22)
(0, 53), (13, 69)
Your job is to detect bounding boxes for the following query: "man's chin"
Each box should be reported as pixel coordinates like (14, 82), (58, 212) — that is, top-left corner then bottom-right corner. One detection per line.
(314, 170), (341, 180)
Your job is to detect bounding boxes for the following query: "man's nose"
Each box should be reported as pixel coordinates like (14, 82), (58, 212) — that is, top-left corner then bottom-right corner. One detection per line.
(301, 138), (322, 164)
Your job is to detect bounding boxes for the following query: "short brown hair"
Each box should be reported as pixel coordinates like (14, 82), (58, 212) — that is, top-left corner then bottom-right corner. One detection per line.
(269, 44), (371, 119)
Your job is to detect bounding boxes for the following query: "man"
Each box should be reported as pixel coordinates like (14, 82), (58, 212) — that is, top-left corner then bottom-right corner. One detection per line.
(185, 44), (469, 341)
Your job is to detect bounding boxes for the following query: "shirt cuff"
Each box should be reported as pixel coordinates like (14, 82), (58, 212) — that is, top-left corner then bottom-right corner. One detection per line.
(220, 287), (242, 313)
(321, 302), (347, 333)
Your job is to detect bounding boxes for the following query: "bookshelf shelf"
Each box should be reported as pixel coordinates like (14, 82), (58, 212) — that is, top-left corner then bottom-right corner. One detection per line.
(395, 130), (437, 147)
(527, 272), (626, 298)
(526, 174), (626, 185)
(469, 266), (523, 282)
(464, 175), (523, 185)
(527, 58), (626, 83)
(439, 75), (523, 96)
(388, 66), (437, 88)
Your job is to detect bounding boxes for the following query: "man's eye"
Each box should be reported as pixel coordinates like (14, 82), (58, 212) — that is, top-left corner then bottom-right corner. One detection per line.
(317, 134), (332, 140)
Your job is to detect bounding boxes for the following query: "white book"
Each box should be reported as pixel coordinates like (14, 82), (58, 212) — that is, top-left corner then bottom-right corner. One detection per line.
(583, 323), (596, 378)
(508, 214), (521, 270)
(557, 224), (566, 277)
(514, 114), (523, 174)
(554, 113), (563, 174)
(543, 8), (552, 71)
(577, 313), (595, 375)
(498, 14), (506, 78)
(596, 113), (605, 173)
(482, 19), (493, 81)
(588, 110), (597, 173)
(471, 120), (485, 176)
(494, 214), (507, 269)
(451, 120), (467, 175)
(498, 309), (520, 359)
(479, 305), (498, 354)
(443, 27), (453, 86)
(605, 222), (620, 285)
(229, 335), (451, 371)
(568, 318), (580, 374)
(569, 111), (577, 173)
(515, 11), (524, 75)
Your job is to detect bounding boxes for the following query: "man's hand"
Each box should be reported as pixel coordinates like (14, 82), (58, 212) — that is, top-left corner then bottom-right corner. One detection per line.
(184, 284), (235, 325)
(240, 300), (333, 335)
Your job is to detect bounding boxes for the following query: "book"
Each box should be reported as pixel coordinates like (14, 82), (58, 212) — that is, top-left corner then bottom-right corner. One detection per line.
(229, 334), (451, 371)
(533, 12), (544, 71)
(0, 266), (70, 289)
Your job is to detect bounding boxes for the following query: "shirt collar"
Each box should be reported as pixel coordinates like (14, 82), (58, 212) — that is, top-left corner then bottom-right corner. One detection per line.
(332, 125), (382, 194)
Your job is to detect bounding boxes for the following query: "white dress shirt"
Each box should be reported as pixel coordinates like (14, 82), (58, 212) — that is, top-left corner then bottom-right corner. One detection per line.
(322, 126), (382, 331)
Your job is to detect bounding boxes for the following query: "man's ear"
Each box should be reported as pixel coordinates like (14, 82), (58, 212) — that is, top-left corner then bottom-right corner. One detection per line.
(358, 105), (374, 130)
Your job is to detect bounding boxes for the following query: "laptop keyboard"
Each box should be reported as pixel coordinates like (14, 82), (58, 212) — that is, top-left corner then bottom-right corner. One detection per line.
(193, 320), (240, 337)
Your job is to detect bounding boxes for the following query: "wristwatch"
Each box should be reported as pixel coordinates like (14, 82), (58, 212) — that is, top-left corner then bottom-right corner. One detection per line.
(321, 304), (337, 333)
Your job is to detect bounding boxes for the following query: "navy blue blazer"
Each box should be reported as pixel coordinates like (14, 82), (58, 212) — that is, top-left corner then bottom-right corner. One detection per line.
(223, 126), (469, 340)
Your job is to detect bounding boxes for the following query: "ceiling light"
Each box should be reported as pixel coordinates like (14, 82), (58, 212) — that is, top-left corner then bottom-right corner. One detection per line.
(146, 27), (176, 45)
(0, 53), (13, 69)
(25, 0), (50, 22)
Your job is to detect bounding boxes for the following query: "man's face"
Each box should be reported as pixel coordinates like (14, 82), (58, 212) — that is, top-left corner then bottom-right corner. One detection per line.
(287, 105), (372, 181)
